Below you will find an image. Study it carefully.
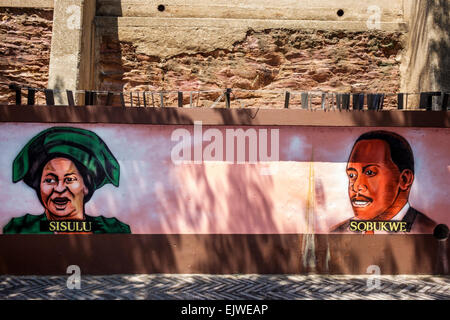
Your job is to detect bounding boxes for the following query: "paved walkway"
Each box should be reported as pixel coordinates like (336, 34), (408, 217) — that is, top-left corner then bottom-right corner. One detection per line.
(0, 275), (449, 300)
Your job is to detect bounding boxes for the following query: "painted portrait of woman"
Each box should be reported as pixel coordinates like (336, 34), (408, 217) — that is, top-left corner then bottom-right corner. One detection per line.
(3, 126), (131, 234)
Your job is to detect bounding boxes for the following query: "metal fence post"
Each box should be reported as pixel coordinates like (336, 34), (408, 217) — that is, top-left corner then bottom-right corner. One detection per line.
(27, 88), (36, 106)
(9, 84), (21, 105)
(178, 91), (183, 108)
(66, 90), (75, 106)
(284, 91), (290, 109)
(225, 88), (231, 108)
(44, 89), (55, 106)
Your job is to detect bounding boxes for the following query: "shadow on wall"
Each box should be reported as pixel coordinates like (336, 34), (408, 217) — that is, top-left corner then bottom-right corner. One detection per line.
(429, 0), (450, 91)
(52, 76), (65, 104)
(212, 108), (262, 125)
(1, 235), (445, 274)
(405, 0), (450, 92)
(325, 234), (443, 275)
(152, 162), (299, 273)
(345, 108), (449, 128)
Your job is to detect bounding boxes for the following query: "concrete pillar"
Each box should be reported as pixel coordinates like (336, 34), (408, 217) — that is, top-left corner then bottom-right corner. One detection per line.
(48, 0), (96, 105)
(401, 0), (450, 107)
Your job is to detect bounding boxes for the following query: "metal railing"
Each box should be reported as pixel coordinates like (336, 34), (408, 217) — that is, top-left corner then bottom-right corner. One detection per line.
(2, 83), (449, 111)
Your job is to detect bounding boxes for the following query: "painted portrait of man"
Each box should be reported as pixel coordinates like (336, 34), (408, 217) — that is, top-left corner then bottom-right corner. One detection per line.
(331, 130), (436, 234)
(2, 126), (131, 234)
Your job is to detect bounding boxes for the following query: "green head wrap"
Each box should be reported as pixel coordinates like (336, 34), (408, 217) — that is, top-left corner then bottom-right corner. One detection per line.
(12, 126), (120, 202)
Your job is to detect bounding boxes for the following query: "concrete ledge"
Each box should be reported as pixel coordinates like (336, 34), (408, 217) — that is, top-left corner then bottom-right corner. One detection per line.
(0, 105), (448, 127)
(96, 0), (404, 22)
(96, 17), (408, 33)
(0, 234), (447, 275)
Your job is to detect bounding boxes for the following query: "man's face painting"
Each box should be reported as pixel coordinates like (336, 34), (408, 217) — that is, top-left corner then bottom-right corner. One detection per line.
(346, 139), (403, 220)
(40, 158), (88, 219)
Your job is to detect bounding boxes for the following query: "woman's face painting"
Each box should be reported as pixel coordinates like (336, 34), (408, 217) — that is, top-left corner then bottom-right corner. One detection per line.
(40, 158), (88, 219)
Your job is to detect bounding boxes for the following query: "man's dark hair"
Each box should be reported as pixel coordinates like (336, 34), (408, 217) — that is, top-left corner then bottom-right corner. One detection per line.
(353, 130), (414, 173)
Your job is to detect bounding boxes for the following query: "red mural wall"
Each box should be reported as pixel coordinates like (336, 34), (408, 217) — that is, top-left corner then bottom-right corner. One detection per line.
(0, 106), (448, 275)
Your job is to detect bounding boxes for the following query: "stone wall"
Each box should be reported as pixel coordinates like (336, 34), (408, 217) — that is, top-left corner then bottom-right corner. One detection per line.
(0, 8), (53, 104)
(98, 29), (405, 108)
(0, 1), (422, 109)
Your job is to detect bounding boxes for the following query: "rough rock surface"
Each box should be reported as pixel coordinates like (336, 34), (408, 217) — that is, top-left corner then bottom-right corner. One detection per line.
(0, 9), (404, 109)
(98, 29), (405, 108)
(0, 8), (53, 104)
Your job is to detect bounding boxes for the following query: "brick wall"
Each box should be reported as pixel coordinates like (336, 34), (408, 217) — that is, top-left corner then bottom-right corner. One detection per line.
(0, 8), (53, 104)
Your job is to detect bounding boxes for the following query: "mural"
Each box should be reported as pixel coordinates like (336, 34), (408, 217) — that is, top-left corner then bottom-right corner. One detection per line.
(0, 124), (448, 235)
(2, 127), (131, 234)
(331, 131), (436, 234)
